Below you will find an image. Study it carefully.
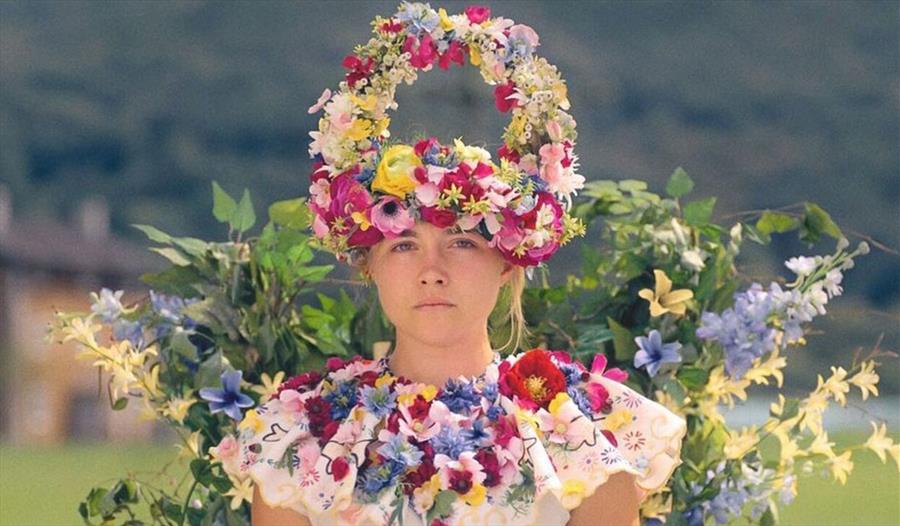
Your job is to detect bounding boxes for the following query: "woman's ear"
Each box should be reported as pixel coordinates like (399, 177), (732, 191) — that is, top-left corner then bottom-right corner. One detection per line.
(500, 262), (514, 285)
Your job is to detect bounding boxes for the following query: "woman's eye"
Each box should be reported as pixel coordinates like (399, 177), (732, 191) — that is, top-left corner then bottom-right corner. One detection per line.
(453, 238), (477, 248)
(391, 242), (414, 252)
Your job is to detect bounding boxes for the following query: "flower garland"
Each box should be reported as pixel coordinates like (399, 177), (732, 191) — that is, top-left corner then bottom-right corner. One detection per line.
(306, 2), (587, 269)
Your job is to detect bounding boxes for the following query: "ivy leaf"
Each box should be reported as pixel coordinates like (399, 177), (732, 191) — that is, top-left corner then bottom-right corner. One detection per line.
(756, 211), (798, 236)
(212, 181), (238, 224)
(683, 197), (716, 226)
(232, 189), (257, 233)
(607, 317), (636, 361)
(800, 202), (842, 244)
(269, 198), (311, 230)
(666, 167), (694, 198)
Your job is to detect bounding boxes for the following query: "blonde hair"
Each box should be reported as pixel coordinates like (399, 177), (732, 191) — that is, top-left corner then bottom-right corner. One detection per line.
(349, 247), (531, 355)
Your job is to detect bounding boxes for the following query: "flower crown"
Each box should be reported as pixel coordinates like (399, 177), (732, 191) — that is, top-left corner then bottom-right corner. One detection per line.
(306, 2), (587, 271)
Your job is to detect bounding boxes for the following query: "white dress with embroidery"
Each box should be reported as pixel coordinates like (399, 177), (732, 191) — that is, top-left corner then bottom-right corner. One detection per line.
(211, 350), (686, 526)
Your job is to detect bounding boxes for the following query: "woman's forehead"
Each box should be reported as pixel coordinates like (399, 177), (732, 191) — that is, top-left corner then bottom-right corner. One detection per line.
(396, 223), (471, 238)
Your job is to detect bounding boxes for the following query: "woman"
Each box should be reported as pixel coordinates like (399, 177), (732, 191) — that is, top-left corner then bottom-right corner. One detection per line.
(210, 4), (686, 524)
(222, 221), (681, 526)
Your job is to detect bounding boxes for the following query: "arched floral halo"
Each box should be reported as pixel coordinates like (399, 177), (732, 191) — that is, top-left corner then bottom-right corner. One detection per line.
(307, 2), (587, 272)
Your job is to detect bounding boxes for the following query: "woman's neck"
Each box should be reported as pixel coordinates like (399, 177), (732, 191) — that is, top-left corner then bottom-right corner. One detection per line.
(386, 331), (496, 386)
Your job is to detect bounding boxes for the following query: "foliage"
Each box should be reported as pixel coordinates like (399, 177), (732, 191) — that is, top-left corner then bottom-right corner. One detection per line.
(50, 174), (897, 525)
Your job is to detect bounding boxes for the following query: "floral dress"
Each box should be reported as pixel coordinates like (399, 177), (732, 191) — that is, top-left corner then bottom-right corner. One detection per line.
(211, 349), (686, 526)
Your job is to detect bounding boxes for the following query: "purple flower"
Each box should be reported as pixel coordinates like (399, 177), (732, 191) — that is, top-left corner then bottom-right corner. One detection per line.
(199, 370), (254, 420)
(633, 330), (682, 377)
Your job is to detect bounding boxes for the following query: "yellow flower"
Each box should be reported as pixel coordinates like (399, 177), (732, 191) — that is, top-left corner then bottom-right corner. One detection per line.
(346, 119), (373, 141)
(828, 450), (853, 485)
(819, 366), (850, 406)
(638, 269), (693, 317)
(143, 363), (162, 398)
(251, 371), (286, 401)
(744, 348), (786, 388)
(849, 361), (879, 400)
(808, 432), (835, 457)
(163, 397), (196, 424)
(461, 482), (487, 506)
(350, 210), (372, 231)
(350, 93), (378, 112)
(548, 392), (571, 416)
(238, 409), (264, 434)
(138, 397), (159, 421)
(469, 46), (481, 66)
(705, 366), (749, 407)
(373, 117), (391, 138)
(225, 477), (254, 510)
(62, 317), (101, 348)
(603, 410), (634, 432)
(176, 430), (202, 460)
(438, 7), (453, 30)
(372, 144), (421, 198)
(452, 138), (491, 164)
(724, 426), (758, 460)
(864, 422), (895, 465)
(375, 374), (396, 388)
(559, 479), (586, 509)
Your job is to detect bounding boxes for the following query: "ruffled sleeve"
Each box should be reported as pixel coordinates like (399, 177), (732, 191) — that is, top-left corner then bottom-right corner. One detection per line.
(504, 354), (686, 513)
(209, 380), (378, 524)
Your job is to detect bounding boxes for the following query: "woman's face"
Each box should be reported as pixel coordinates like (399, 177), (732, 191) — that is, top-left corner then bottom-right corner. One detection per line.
(366, 221), (514, 347)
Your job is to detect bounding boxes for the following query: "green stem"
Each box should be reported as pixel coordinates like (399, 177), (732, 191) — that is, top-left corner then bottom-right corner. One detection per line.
(177, 478), (200, 526)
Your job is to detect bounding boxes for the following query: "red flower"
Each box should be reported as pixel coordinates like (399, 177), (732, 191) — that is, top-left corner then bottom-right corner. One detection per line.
(342, 55), (375, 89)
(402, 457), (437, 495)
(438, 40), (467, 70)
(318, 420), (339, 446)
(276, 371), (322, 396)
(407, 396), (432, 421)
(465, 5), (491, 24)
(305, 396), (332, 426)
(332, 457), (350, 481)
(420, 206), (457, 228)
(379, 20), (404, 33)
(403, 33), (438, 69)
(497, 144), (521, 164)
(448, 469), (473, 494)
(413, 136), (441, 157)
(502, 349), (567, 410)
(493, 81), (519, 113)
(494, 414), (520, 448)
(474, 449), (502, 487)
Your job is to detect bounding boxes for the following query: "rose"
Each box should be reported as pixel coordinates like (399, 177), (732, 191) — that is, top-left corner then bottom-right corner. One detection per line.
(464, 5), (491, 24)
(372, 145), (422, 198)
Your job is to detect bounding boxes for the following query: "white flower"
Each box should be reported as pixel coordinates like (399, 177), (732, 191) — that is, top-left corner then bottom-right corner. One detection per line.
(822, 268), (844, 298)
(785, 256), (818, 277)
(681, 249), (707, 272)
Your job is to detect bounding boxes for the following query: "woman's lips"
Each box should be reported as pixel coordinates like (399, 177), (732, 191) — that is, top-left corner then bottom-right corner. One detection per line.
(414, 303), (455, 309)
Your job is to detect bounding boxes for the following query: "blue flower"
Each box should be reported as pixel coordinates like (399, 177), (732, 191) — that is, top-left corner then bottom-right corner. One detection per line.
(360, 384), (397, 419)
(438, 379), (480, 415)
(199, 370), (254, 420)
(358, 459), (406, 496)
(696, 283), (777, 378)
(567, 386), (593, 415)
(683, 507), (705, 526)
(558, 363), (583, 387)
(482, 382), (499, 403)
(709, 483), (749, 525)
(90, 288), (125, 323)
(633, 330), (682, 377)
(486, 405), (504, 421)
(431, 426), (475, 459)
(325, 381), (360, 420)
(461, 419), (492, 447)
(112, 319), (144, 349)
(396, 1), (439, 35)
(377, 433), (423, 468)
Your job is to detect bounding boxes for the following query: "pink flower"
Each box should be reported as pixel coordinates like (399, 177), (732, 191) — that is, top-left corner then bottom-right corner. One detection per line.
(420, 206), (457, 228)
(308, 88), (332, 114)
(342, 55), (374, 89)
(278, 389), (305, 416)
(370, 196), (415, 238)
(435, 450), (486, 489)
(403, 33), (438, 69)
(398, 403), (441, 441)
(591, 354), (628, 383)
(211, 435), (238, 461)
(494, 81), (519, 113)
(545, 120), (563, 142)
(508, 24), (540, 49)
(464, 5), (491, 24)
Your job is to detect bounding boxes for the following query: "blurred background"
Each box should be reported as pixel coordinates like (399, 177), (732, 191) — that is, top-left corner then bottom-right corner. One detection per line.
(0, 1), (897, 524)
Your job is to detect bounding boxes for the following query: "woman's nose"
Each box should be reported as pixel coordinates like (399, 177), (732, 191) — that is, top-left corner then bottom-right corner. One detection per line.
(418, 248), (448, 285)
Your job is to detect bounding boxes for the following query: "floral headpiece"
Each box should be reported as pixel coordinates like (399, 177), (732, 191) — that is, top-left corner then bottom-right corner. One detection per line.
(306, 2), (587, 271)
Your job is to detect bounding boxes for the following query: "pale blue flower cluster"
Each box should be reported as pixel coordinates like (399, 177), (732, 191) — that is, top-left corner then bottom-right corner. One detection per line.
(377, 432), (424, 468)
(396, 1), (439, 35)
(360, 384), (397, 419)
(431, 426), (475, 459)
(437, 378), (480, 414)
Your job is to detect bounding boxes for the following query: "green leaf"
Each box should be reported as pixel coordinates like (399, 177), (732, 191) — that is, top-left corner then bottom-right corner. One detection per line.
(170, 330), (198, 360)
(212, 181), (238, 224)
(683, 197), (716, 226)
(618, 179), (647, 193)
(607, 317), (636, 361)
(800, 202), (842, 244)
(269, 198), (311, 230)
(760, 507), (776, 526)
(676, 367), (709, 390)
(149, 247), (191, 266)
(112, 397), (129, 410)
(132, 224), (173, 244)
(190, 458), (214, 486)
(427, 490), (457, 523)
(665, 167), (694, 198)
(233, 189), (256, 233)
(756, 211), (798, 235)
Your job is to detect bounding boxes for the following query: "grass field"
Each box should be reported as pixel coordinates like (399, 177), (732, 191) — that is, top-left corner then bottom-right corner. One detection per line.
(1, 435), (897, 525)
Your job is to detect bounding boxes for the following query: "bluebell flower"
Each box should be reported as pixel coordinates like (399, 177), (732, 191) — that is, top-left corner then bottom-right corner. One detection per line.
(199, 370), (254, 420)
(634, 330), (682, 377)
(325, 381), (360, 420)
(696, 283), (777, 378)
(360, 384), (397, 419)
(431, 426), (475, 459)
(438, 379), (480, 415)
(90, 288), (125, 323)
(377, 433), (423, 468)
(486, 405), (504, 422)
(461, 419), (492, 447)
(481, 382), (499, 403)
